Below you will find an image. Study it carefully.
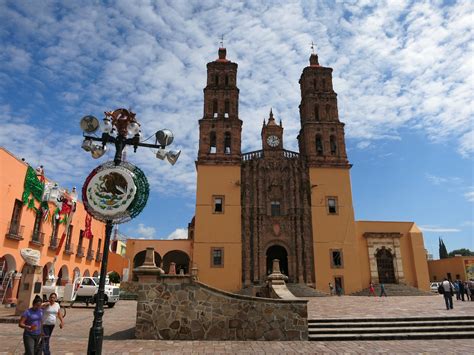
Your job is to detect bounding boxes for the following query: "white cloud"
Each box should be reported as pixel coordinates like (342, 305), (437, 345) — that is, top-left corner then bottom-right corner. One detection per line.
(425, 173), (463, 186)
(465, 190), (474, 203)
(165, 228), (188, 240)
(134, 223), (157, 239)
(419, 225), (461, 233)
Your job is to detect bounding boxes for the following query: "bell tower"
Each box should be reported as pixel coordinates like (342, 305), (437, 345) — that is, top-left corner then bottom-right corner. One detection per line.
(297, 53), (349, 168)
(298, 52), (362, 294)
(198, 47), (242, 164)
(193, 47), (243, 292)
(261, 109), (283, 151)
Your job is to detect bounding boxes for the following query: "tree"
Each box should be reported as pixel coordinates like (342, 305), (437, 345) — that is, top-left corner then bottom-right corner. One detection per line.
(448, 248), (474, 257)
(439, 237), (449, 259)
(108, 271), (121, 284)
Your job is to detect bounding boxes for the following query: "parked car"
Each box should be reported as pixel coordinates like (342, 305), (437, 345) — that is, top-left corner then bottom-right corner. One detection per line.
(430, 282), (441, 293)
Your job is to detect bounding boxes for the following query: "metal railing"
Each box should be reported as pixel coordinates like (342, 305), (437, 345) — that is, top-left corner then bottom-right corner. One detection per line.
(30, 231), (45, 245)
(5, 221), (24, 240)
(241, 149), (300, 162)
(77, 246), (85, 257)
(86, 249), (95, 261)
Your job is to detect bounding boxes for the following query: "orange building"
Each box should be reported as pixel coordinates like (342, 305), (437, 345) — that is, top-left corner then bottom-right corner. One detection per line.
(0, 147), (106, 304)
(127, 48), (431, 295)
(428, 256), (474, 282)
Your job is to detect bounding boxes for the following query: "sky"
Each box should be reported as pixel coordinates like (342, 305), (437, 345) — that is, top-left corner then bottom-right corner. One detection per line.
(0, 0), (472, 259)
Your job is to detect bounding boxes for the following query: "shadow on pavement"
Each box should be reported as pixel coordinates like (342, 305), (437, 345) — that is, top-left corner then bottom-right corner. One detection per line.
(104, 327), (136, 340)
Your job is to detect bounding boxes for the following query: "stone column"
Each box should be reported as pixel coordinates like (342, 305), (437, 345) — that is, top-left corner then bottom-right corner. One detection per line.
(15, 265), (43, 315)
(134, 247), (162, 284)
(6, 272), (21, 304)
(168, 262), (176, 275)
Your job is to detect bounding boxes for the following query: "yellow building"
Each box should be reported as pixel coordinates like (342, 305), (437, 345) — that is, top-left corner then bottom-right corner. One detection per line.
(129, 47), (431, 295)
(428, 256), (474, 282)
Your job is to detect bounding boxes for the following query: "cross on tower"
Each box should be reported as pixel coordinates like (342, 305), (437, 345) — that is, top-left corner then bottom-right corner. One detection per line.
(220, 35), (224, 48)
(310, 41), (316, 54)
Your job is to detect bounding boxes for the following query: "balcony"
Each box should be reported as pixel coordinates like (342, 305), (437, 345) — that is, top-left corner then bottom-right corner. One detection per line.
(86, 249), (95, 261)
(29, 231), (45, 247)
(63, 242), (74, 255)
(95, 252), (103, 263)
(5, 221), (24, 241)
(49, 235), (59, 250)
(76, 246), (85, 257)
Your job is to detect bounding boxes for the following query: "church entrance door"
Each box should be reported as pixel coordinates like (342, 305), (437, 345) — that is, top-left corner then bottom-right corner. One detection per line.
(376, 249), (396, 283)
(266, 245), (288, 278)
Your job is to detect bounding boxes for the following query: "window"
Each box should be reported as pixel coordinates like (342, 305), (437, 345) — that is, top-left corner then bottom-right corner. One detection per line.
(211, 247), (224, 267)
(213, 196), (224, 213)
(327, 197), (338, 214)
(214, 74), (218, 85)
(433, 276), (437, 281)
(213, 99), (218, 118)
(66, 225), (73, 249)
(97, 239), (102, 253)
(447, 272), (452, 281)
(78, 230), (84, 248)
(313, 78), (317, 89)
(325, 104), (331, 119)
(224, 100), (230, 118)
(32, 210), (43, 241)
(322, 78), (326, 90)
(314, 104), (320, 121)
(210, 132), (216, 154)
(330, 135), (337, 155)
(316, 135), (323, 155)
(9, 199), (23, 234)
(51, 220), (59, 240)
(331, 250), (343, 268)
(271, 201), (281, 216)
(225, 75), (229, 86)
(224, 132), (231, 154)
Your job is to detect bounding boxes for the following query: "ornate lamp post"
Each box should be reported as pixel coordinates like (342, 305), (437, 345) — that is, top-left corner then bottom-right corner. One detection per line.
(80, 109), (180, 354)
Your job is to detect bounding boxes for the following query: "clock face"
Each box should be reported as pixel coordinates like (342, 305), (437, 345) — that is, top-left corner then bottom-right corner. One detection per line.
(266, 135), (280, 148)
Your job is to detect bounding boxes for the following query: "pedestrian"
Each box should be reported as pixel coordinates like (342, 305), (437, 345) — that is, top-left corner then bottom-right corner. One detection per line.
(369, 282), (376, 297)
(454, 280), (460, 300)
(336, 284), (342, 296)
(42, 292), (64, 355)
(465, 282), (472, 301)
(379, 282), (387, 297)
(328, 282), (334, 296)
(19, 295), (43, 355)
(458, 280), (465, 301)
(441, 278), (454, 310)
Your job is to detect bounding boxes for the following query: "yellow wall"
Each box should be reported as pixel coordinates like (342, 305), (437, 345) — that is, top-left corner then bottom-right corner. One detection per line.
(126, 239), (193, 264)
(355, 221), (430, 291)
(309, 167), (362, 294)
(0, 147), (103, 281)
(193, 164), (242, 292)
(428, 256), (474, 282)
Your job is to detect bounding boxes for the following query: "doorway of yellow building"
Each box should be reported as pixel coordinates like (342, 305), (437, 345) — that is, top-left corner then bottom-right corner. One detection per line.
(266, 245), (288, 279)
(376, 248), (396, 283)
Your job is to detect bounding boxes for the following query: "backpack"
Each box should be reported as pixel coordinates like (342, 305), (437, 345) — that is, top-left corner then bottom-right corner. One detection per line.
(438, 283), (444, 294)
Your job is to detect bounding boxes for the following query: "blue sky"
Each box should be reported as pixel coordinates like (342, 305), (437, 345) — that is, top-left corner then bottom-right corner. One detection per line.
(0, 0), (472, 258)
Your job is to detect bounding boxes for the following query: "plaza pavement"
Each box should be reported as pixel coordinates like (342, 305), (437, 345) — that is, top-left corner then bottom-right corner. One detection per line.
(0, 295), (472, 354)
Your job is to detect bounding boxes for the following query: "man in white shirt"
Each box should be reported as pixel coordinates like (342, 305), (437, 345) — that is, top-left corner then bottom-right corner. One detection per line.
(441, 278), (454, 310)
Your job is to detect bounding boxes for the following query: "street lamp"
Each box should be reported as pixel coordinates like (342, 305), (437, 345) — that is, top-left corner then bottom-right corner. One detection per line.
(79, 109), (180, 354)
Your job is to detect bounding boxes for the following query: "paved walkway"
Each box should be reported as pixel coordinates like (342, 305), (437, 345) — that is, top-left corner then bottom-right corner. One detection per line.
(0, 296), (472, 354)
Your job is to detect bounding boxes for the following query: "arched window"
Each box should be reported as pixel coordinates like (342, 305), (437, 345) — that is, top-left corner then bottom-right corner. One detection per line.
(225, 75), (229, 86)
(224, 100), (230, 118)
(214, 74), (218, 85)
(313, 78), (317, 89)
(322, 78), (326, 91)
(330, 135), (337, 155)
(224, 132), (231, 154)
(213, 99), (218, 118)
(271, 201), (281, 216)
(316, 134), (323, 155)
(210, 131), (216, 154)
(325, 104), (331, 119)
(315, 104), (320, 121)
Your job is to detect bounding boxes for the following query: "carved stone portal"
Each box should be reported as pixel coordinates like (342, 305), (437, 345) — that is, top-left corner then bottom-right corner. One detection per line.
(364, 232), (405, 284)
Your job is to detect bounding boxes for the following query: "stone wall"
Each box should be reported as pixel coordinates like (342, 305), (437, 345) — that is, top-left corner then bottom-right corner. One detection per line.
(135, 275), (308, 340)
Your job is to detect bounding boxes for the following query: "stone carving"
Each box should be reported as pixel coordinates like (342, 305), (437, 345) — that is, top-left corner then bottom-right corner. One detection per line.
(20, 248), (41, 266)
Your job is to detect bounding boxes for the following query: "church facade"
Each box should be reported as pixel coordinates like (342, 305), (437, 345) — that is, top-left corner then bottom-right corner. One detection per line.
(128, 47), (430, 295)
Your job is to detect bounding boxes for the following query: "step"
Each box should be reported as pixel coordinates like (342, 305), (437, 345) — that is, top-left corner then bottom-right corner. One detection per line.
(309, 325), (474, 334)
(308, 330), (474, 341)
(308, 319), (474, 328)
(308, 316), (474, 324)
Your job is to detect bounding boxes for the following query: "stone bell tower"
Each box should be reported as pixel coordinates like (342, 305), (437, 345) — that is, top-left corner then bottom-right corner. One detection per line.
(193, 47), (243, 292)
(298, 52), (362, 294)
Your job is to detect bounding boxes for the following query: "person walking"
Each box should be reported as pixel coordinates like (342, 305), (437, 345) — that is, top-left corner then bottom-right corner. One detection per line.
(369, 282), (376, 297)
(42, 292), (64, 355)
(379, 282), (387, 297)
(19, 295), (43, 355)
(454, 280), (460, 300)
(458, 280), (465, 301)
(441, 278), (454, 310)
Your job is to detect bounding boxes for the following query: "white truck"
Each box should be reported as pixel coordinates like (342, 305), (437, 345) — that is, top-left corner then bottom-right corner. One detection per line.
(42, 276), (120, 308)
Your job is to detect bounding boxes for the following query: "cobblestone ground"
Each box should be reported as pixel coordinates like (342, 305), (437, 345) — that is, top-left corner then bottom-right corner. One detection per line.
(0, 296), (472, 354)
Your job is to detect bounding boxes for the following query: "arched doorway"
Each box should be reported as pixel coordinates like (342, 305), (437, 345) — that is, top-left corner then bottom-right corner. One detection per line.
(83, 269), (90, 277)
(266, 245), (288, 277)
(92, 271), (99, 277)
(42, 262), (54, 284)
(162, 250), (190, 274)
(132, 250), (162, 281)
(57, 265), (69, 286)
(376, 248), (396, 283)
(73, 267), (80, 281)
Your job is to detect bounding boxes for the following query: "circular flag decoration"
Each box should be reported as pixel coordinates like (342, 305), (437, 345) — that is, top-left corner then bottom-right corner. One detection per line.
(82, 161), (149, 224)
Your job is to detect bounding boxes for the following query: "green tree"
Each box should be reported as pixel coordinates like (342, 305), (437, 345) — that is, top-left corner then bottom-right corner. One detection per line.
(439, 237), (449, 259)
(108, 271), (121, 284)
(448, 248), (474, 257)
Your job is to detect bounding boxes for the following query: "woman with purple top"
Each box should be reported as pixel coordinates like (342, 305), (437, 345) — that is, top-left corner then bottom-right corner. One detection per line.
(19, 295), (43, 355)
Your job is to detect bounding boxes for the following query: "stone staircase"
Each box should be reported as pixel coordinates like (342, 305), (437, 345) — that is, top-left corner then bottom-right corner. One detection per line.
(351, 283), (433, 296)
(286, 283), (328, 297)
(308, 316), (474, 341)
